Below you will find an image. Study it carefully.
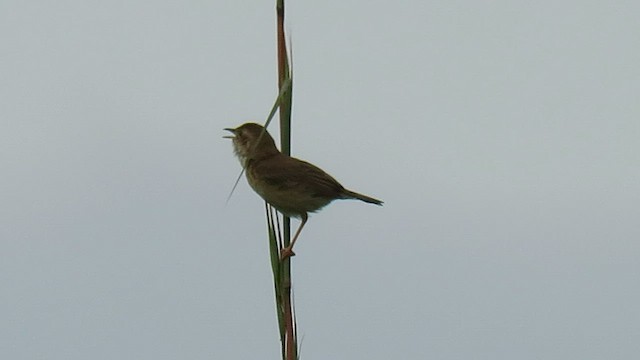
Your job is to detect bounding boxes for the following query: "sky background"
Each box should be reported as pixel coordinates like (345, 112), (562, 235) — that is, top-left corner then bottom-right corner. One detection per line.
(2, 1), (639, 359)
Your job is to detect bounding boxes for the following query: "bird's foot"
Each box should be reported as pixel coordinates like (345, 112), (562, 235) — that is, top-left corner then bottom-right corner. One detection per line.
(280, 247), (296, 261)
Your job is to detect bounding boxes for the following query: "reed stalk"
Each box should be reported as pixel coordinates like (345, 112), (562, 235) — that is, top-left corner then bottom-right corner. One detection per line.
(264, 1), (297, 359)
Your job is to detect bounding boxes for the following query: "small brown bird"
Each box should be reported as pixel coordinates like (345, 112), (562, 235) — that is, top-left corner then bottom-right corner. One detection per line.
(224, 122), (383, 259)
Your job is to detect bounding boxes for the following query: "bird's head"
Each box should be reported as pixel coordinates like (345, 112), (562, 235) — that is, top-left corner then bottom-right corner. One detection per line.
(224, 122), (279, 165)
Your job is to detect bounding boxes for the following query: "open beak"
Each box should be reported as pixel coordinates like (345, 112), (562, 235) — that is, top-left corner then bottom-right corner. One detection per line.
(223, 128), (236, 139)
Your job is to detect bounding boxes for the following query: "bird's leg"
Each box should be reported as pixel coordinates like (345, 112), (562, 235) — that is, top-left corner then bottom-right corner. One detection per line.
(280, 213), (308, 261)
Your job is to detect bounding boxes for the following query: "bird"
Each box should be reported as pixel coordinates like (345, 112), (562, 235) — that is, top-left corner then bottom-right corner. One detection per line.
(224, 122), (383, 260)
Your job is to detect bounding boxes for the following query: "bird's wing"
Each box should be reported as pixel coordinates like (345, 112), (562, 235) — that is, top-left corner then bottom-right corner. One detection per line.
(257, 156), (344, 198)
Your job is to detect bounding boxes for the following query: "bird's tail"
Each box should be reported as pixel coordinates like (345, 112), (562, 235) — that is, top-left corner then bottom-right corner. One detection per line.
(342, 189), (383, 206)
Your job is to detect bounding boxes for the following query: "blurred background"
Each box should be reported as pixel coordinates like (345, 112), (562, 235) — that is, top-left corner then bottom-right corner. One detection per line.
(1, 1), (638, 359)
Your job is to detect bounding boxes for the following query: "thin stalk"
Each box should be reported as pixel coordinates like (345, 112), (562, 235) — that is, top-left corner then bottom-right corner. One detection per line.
(272, 1), (297, 360)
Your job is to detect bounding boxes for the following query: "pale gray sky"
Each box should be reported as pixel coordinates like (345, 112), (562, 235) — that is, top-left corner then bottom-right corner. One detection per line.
(2, 1), (639, 359)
